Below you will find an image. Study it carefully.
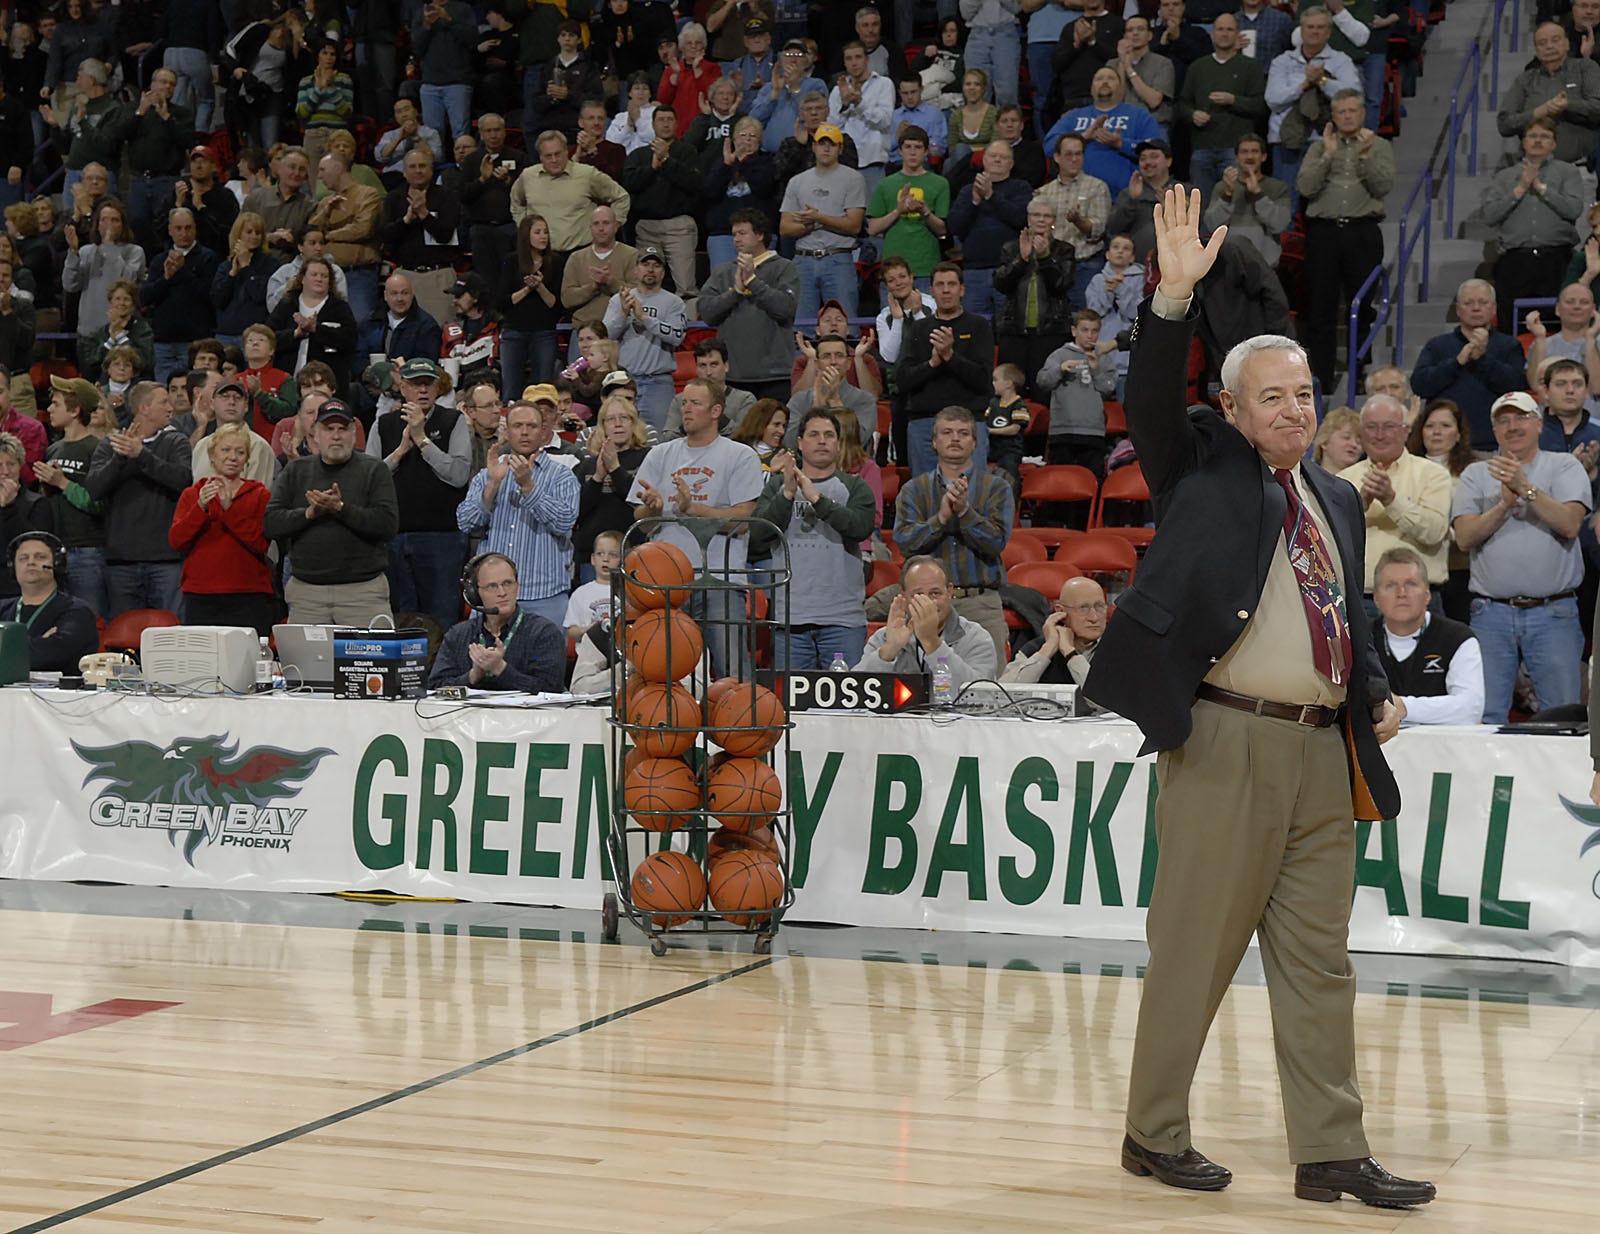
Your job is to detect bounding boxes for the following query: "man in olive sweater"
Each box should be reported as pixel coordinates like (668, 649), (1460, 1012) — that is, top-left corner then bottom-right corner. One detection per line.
(1176, 14), (1268, 204)
(264, 399), (400, 626)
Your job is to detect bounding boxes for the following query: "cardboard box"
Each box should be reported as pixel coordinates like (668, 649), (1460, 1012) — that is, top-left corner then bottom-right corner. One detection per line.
(332, 628), (429, 700)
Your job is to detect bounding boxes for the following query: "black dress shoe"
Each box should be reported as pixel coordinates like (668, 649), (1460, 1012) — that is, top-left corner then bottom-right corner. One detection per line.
(1295, 1158), (1436, 1208)
(1120, 1134), (1232, 1191)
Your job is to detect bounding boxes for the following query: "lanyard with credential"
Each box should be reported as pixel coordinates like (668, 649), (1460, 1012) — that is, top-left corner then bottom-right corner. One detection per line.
(19, 591), (57, 632)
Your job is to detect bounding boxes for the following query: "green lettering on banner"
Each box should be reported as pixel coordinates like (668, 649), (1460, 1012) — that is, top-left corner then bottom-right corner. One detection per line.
(1420, 772), (1469, 923)
(863, 753), (921, 895)
(416, 739), (464, 871)
(922, 757), (988, 901)
(1137, 765), (1160, 908)
(571, 743), (610, 881)
(468, 741), (517, 876)
(1353, 819), (1408, 915)
(1065, 761), (1128, 906)
(519, 743), (569, 879)
(353, 735), (408, 870)
(787, 749), (843, 889)
(1480, 775), (1530, 930)
(999, 757), (1058, 905)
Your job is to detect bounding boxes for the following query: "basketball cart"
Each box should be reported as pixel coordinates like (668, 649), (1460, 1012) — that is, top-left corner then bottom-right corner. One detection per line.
(601, 516), (796, 956)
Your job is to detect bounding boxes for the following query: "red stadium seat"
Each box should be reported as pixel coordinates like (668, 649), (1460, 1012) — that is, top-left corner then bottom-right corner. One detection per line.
(101, 608), (180, 653)
(1058, 532), (1139, 585)
(1001, 535), (1048, 570)
(1006, 561), (1084, 602)
(1092, 462), (1152, 529)
(1020, 464), (1099, 527)
(1010, 525), (1085, 559)
(1103, 399), (1126, 437)
(866, 560), (900, 596)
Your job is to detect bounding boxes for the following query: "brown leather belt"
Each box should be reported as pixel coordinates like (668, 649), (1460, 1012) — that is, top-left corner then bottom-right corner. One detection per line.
(1471, 590), (1576, 609)
(1196, 683), (1344, 728)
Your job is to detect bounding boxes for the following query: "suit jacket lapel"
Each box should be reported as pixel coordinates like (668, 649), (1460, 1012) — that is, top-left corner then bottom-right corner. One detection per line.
(1300, 462), (1360, 599)
(1255, 457), (1285, 588)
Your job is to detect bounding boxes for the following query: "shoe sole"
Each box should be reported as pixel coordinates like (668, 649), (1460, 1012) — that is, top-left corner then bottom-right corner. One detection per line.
(1122, 1150), (1232, 1191)
(1295, 1183), (1434, 1208)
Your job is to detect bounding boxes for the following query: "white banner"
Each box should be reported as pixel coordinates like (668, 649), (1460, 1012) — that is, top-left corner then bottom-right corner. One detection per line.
(2, 691), (1597, 967)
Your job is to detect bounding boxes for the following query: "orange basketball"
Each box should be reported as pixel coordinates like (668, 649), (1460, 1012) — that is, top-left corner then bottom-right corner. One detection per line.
(705, 757), (781, 832)
(625, 682), (699, 757)
(702, 675), (741, 724)
(624, 540), (694, 610)
(625, 608), (704, 683)
(708, 684), (787, 757)
(631, 850), (707, 928)
(623, 757), (701, 832)
(708, 825), (779, 863)
(707, 849), (784, 928)
(622, 744), (651, 780)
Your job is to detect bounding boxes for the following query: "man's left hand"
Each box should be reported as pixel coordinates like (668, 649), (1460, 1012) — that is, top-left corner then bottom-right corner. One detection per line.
(1374, 696), (1404, 743)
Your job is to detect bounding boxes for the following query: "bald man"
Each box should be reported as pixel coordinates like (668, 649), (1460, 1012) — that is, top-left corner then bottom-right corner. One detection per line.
(1001, 575), (1110, 712)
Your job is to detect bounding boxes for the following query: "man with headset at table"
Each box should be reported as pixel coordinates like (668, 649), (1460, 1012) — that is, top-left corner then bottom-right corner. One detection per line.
(428, 550), (566, 692)
(1, 531), (100, 673)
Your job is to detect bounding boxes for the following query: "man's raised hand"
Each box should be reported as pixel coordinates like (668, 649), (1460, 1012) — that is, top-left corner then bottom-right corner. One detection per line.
(1153, 186), (1226, 303)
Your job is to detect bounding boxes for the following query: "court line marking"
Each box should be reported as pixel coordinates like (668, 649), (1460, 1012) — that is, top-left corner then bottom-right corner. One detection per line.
(6, 955), (780, 1234)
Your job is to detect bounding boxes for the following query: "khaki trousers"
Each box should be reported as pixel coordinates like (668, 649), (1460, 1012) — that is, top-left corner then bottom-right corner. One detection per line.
(285, 574), (393, 628)
(952, 588), (1007, 669)
(398, 266), (459, 335)
(1125, 698), (1370, 1165)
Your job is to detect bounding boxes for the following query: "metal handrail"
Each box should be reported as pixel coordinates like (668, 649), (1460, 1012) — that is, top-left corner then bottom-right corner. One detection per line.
(1444, 41), (1483, 235)
(1391, 167), (1434, 363)
(1489, 0), (1522, 111)
(1345, 263), (1393, 407)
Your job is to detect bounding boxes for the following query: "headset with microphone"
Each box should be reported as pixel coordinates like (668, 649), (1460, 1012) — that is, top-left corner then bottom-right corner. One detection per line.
(459, 551), (518, 613)
(6, 530), (67, 581)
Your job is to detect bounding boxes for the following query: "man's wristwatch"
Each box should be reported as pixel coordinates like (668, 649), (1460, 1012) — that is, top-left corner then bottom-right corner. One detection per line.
(1524, 485), (1538, 502)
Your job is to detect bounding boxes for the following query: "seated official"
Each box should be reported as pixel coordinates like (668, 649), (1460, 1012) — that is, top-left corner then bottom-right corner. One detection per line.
(1000, 576), (1110, 714)
(853, 555), (997, 684)
(1371, 546), (1484, 726)
(0, 532), (99, 674)
(429, 552), (566, 693)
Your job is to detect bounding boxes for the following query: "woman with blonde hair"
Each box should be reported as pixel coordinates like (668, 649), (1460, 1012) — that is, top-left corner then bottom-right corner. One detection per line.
(61, 199), (145, 342)
(1311, 406), (1363, 473)
(948, 68), (997, 167)
(574, 395), (652, 583)
(211, 211), (282, 345)
(168, 422), (278, 635)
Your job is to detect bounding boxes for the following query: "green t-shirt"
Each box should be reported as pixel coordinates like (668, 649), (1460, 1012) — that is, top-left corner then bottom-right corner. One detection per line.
(869, 170), (951, 277)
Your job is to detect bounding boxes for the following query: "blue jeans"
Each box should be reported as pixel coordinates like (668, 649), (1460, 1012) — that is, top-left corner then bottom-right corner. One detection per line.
(1027, 42), (1057, 137)
(1361, 52), (1386, 131)
(164, 46), (215, 132)
(1470, 594), (1585, 723)
(690, 584), (750, 679)
(153, 342), (190, 385)
(105, 560), (183, 616)
(518, 591), (569, 628)
(126, 174), (178, 248)
(634, 373), (676, 434)
(962, 266), (1003, 321)
(1070, 254), (1100, 311)
(1187, 148), (1234, 206)
(706, 233), (737, 271)
(0, 180), (22, 210)
(420, 83), (472, 150)
(777, 623), (868, 671)
(906, 416), (988, 478)
(65, 545), (109, 618)
(894, 0), (959, 42)
(345, 265), (382, 342)
(796, 250), (858, 320)
(500, 328), (560, 401)
(965, 24), (1022, 106)
(387, 530), (468, 628)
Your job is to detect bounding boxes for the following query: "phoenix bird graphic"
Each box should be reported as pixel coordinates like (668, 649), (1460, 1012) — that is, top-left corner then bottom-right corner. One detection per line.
(1560, 794), (1600, 860)
(73, 736), (335, 865)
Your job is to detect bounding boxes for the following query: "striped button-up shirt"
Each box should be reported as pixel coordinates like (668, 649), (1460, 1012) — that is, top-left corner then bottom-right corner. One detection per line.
(894, 462), (1013, 589)
(456, 456), (581, 602)
(1034, 172), (1111, 260)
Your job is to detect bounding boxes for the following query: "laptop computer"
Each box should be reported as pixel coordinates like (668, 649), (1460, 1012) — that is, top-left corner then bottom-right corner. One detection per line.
(272, 624), (336, 691)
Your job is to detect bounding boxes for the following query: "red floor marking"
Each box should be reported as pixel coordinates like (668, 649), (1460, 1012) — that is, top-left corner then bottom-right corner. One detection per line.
(0, 991), (181, 1051)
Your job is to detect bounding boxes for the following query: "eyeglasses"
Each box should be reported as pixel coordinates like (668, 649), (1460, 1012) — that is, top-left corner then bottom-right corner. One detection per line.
(1364, 422), (1406, 435)
(478, 579), (518, 594)
(1060, 601), (1108, 615)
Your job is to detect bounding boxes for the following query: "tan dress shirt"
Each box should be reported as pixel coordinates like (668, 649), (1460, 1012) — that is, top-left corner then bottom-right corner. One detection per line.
(1336, 450), (1454, 588)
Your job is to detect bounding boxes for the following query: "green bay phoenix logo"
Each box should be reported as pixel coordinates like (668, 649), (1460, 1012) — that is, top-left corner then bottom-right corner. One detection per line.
(1560, 794), (1600, 900)
(73, 736), (334, 865)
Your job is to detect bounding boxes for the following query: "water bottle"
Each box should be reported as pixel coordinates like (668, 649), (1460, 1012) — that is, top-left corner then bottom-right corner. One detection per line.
(829, 652), (849, 672)
(255, 637), (274, 694)
(559, 355), (591, 381)
(932, 655), (953, 706)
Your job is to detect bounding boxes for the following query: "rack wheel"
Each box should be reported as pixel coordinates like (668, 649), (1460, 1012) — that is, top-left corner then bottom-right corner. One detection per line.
(650, 937), (669, 957)
(754, 935), (772, 955)
(601, 893), (619, 943)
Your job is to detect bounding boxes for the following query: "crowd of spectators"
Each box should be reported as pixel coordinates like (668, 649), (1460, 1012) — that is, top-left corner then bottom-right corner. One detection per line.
(0, 1), (1595, 725)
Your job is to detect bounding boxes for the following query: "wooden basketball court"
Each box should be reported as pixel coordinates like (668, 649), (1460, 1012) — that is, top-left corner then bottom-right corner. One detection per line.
(2, 896), (1597, 1232)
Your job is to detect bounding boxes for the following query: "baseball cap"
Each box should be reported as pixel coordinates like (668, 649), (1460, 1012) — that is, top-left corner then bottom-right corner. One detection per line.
(215, 379), (248, 398)
(782, 37), (809, 53)
(522, 383), (560, 405)
(601, 370), (637, 391)
(189, 145), (215, 161)
(812, 123), (845, 145)
(1490, 391), (1540, 418)
(49, 373), (101, 410)
(744, 17), (771, 35)
(315, 399), (355, 424)
(449, 272), (488, 299)
(397, 356), (443, 382)
(636, 245), (665, 264)
(1135, 138), (1173, 157)
(817, 298), (847, 319)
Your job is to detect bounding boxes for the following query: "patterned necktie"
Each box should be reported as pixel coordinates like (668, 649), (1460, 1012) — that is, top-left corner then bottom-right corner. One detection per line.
(1272, 468), (1352, 687)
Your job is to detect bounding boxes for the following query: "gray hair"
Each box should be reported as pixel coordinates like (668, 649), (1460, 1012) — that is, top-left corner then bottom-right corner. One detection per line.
(0, 432), (24, 465)
(1219, 335), (1308, 394)
(78, 58), (108, 86)
(678, 21), (707, 45)
(1358, 394), (1407, 422)
(855, 5), (881, 20)
(1363, 364), (1412, 397)
(1332, 88), (1364, 105)
(1300, 5), (1330, 21)
(800, 88), (828, 107)
(1457, 277), (1495, 301)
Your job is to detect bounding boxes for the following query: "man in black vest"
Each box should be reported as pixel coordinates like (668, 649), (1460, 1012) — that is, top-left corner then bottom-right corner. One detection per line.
(1371, 546), (1484, 725)
(368, 357), (472, 627)
(1083, 188), (1433, 1208)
